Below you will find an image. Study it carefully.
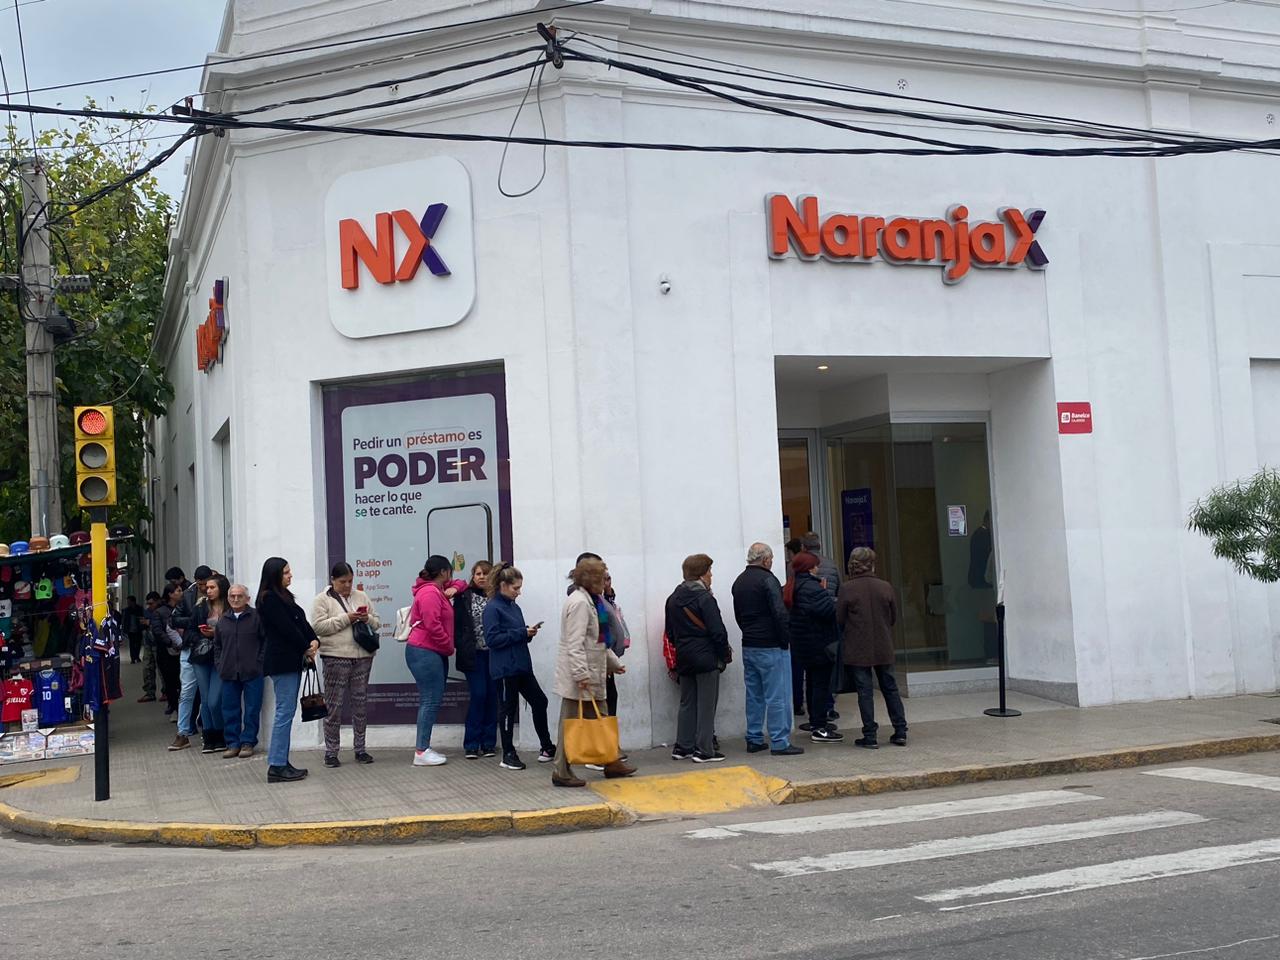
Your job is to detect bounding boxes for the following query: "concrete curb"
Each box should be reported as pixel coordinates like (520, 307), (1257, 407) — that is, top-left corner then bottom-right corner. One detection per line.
(0, 732), (1275, 847)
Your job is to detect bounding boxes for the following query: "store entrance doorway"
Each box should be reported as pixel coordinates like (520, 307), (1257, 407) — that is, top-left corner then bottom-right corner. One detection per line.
(776, 419), (998, 674)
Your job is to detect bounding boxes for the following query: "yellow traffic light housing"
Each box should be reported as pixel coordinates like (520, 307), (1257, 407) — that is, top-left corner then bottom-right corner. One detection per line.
(74, 405), (117, 508)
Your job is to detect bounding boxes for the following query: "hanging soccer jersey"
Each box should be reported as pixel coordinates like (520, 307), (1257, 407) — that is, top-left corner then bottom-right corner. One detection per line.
(35, 669), (68, 725)
(2, 675), (33, 722)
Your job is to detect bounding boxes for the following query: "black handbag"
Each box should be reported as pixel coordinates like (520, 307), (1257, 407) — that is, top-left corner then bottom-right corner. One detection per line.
(299, 664), (328, 722)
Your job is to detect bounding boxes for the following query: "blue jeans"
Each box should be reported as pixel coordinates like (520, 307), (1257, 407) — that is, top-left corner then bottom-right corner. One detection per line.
(192, 662), (223, 736)
(405, 645), (447, 751)
(177, 649), (199, 736)
(267, 672), (301, 767)
(743, 646), (794, 749)
(222, 676), (264, 748)
(463, 649), (499, 753)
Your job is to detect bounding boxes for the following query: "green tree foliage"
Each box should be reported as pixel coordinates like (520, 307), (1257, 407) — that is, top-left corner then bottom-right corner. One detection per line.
(1188, 468), (1280, 583)
(0, 106), (175, 546)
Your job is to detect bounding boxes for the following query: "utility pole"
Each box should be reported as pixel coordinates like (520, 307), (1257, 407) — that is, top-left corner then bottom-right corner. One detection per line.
(19, 157), (61, 537)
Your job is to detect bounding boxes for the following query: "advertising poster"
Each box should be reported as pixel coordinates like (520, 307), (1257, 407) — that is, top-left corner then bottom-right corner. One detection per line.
(322, 368), (511, 724)
(840, 488), (875, 569)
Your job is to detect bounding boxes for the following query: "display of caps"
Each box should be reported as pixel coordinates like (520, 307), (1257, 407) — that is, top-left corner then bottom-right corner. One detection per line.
(29, 536), (50, 552)
(0, 543), (9, 557)
(34, 578), (53, 601)
(10, 541), (29, 556)
(69, 531), (90, 546)
(48, 534), (69, 550)
(13, 580), (31, 600)
(109, 523), (132, 538)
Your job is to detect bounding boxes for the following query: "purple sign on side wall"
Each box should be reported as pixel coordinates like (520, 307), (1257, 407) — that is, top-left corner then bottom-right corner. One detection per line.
(841, 488), (875, 571)
(321, 367), (512, 726)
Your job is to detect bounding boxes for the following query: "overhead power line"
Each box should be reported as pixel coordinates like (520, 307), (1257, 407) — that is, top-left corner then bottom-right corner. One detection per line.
(5, 0), (605, 98)
(11, 0), (38, 150)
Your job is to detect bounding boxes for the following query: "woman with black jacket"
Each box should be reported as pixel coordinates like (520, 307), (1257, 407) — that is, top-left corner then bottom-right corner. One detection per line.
(789, 552), (843, 743)
(665, 554), (731, 763)
(453, 561), (499, 760)
(257, 557), (320, 783)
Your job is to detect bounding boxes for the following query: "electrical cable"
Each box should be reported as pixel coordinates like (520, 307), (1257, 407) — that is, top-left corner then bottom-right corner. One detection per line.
(497, 61), (549, 198)
(11, 0), (38, 151)
(566, 30), (1242, 148)
(6, 0), (605, 98)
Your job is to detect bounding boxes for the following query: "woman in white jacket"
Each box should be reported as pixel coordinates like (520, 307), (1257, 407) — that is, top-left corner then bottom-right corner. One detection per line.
(310, 561), (381, 768)
(552, 556), (636, 787)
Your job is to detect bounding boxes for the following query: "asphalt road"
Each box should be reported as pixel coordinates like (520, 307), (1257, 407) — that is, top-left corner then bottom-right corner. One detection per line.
(4, 753), (1280, 960)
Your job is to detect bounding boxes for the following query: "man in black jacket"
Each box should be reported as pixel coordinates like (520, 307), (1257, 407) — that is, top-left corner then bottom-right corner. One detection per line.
(732, 544), (803, 757)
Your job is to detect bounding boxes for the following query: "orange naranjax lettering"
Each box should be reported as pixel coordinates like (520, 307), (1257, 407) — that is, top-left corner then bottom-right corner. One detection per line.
(766, 195), (1048, 284)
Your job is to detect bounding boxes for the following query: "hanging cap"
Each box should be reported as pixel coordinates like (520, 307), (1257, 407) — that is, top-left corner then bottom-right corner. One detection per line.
(0, 543), (9, 557)
(13, 580), (31, 600)
(48, 534), (69, 550)
(68, 532), (90, 546)
(10, 541), (29, 556)
(34, 578), (53, 601)
(29, 536), (50, 553)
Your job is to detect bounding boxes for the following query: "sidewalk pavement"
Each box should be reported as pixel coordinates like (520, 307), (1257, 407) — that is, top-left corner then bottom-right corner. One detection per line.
(2, 663), (1278, 847)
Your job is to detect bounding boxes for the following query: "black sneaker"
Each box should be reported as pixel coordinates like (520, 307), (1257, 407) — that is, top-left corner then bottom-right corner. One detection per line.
(692, 750), (726, 763)
(771, 744), (805, 756)
(890, 733), (907, 746)
(537, 745), (556, 764)
(482, 748), (497, 758)
(324, 754), (341, 767)
(798, 722), (813, 732)
(811, 727), (844, 743)
(200, 741), (218, 755)
(464, 749), (480, 760)
(355, 752), (375, 764)
(499, 753), (526, 771)
(746, 741), (769, 753)
(671, 746), (694, 761)
(854, 737), (879, 749)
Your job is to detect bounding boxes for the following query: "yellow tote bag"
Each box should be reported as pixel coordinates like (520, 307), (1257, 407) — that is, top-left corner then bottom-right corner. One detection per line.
(562, 696), (620, 765)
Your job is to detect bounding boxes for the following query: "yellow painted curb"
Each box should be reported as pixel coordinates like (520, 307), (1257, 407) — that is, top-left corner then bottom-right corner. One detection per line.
(512, 803), (620, 834)
(0, 766), (80, 790)
(590, 765), (791, 817)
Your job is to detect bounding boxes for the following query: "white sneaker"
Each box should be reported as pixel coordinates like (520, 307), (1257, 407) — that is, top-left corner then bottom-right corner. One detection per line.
(413, 749), (447, 766)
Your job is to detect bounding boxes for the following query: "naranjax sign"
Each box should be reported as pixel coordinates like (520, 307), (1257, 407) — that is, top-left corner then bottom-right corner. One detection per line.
(766, 195), (1048, 284)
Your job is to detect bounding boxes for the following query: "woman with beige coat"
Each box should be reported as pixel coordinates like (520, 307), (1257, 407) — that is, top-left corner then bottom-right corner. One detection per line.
(310, 561), (382, 768)
(552, 556), (636, 787)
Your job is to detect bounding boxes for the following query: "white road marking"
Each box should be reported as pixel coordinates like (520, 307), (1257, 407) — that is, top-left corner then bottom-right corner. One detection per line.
(1123, 935), (1280, 960)
(751, 810), (1206, 878)
(1143, 766), (1280, 793)
(871, 914), (903, 922)
(686, 790), (1100, 840)
(919, 838), (1280, 910)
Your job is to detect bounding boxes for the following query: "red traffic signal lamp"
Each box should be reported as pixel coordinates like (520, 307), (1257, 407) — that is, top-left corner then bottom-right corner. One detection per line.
(74, 405), (117, 508)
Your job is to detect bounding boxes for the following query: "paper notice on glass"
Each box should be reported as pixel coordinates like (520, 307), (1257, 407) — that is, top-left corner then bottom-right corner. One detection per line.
(947, 504), (967, 537)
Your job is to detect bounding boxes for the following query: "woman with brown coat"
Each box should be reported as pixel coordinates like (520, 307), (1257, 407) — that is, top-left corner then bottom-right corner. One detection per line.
(836, 547), (908, 748)
(552, 556), (635, 787)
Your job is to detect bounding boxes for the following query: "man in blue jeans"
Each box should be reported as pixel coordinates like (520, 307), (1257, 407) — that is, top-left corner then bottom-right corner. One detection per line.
(731, 543), (804, 757)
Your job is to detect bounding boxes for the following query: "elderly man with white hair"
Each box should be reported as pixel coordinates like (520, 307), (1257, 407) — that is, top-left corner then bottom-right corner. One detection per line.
(731, 543), (804, 756)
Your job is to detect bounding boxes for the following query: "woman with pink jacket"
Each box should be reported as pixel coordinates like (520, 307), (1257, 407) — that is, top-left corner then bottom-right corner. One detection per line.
(404, 555), (465, 767)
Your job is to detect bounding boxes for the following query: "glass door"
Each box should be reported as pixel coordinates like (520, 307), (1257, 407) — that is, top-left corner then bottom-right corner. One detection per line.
(778, 434), (819, 544)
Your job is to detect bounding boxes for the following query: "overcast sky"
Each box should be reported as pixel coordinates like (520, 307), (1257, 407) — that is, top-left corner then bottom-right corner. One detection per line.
(0, 0), (226, 199)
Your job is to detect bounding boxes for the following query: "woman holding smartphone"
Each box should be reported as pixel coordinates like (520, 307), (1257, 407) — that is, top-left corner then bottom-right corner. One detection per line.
(311, 561), (381, 768)
(190, 574), (229, 754)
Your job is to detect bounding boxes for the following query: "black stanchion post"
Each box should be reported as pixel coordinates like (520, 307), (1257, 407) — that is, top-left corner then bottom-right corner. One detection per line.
(94, 700), (110, 800)
(984, 601), (1021, 718)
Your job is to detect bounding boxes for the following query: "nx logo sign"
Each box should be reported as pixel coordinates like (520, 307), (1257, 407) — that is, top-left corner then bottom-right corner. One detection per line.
(325, 157), (475, 339)
(767, 194), (1048, 285)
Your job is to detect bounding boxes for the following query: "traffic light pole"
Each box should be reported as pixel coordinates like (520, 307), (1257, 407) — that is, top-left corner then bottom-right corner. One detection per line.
(20, 158), (62, 537)
(90, 517), (110, 801)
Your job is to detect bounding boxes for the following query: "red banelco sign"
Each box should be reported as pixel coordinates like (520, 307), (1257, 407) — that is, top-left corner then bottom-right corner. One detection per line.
(1057, 402), (1093, 434)
(767, 195), (1048, 284)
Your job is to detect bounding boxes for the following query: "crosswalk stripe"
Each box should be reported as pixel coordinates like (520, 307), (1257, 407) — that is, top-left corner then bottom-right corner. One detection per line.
(1142, 766), (1280, 792)
(918, 838), (1280, 910)
(687, 790), (1100, 840)
(750, 810), (1207, 878)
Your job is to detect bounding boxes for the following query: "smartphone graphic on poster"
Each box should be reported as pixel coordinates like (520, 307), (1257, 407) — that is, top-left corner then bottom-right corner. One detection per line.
(426, 503), (495, 573)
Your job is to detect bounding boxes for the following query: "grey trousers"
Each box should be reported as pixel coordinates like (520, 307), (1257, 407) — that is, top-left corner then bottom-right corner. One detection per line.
(676, 670), (720, 756)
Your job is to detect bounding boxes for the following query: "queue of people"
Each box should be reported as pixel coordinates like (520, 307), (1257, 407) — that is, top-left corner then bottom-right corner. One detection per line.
(138, 536), (903, 785)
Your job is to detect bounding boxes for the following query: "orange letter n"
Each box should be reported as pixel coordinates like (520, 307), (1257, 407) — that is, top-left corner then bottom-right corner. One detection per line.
(769, 195), (820, 258)
(339, 213), (395, 289)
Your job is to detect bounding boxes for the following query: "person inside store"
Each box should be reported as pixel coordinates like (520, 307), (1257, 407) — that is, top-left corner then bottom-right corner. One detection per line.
(310, 561), (380, 768)
(453, 560), (498, 761)
(138, 591), (161, 703)
(216, 583), (264, 759)
(189, 574), (229, 754)
(122, 594), (145, 664)
(257, 557), (320, 783)
(790, 551), (843, 744)
(665, 553), (731, 763)
(150, 581), (184, 725)
(404, 555), (460, 768)
(837, 547), (907, 748)
(553, 556), (633, 787)
(481, 562), (556, 771)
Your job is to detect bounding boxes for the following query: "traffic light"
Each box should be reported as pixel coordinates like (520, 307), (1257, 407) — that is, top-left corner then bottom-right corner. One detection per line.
(74, 405), (116, 508)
